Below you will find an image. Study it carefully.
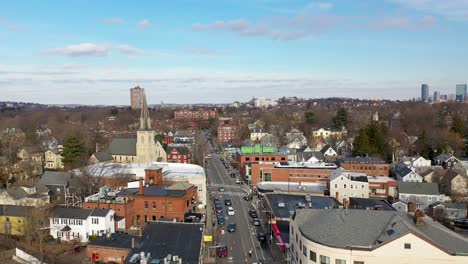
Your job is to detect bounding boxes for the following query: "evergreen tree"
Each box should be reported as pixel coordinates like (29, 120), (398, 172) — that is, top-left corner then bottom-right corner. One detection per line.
(332, 107), (349, 130)
(353, 128), (370, 157)
(61, 136), (86, 167)
(304, 111), (315, 125)
(352, 122), (389, 159)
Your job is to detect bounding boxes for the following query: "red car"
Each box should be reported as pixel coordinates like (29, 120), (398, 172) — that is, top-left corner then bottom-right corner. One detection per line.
(217, 245), (228, 258)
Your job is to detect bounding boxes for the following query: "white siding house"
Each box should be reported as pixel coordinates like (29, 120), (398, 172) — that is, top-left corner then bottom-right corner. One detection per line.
(49, 208), (115, 242)
(330, 168), (369, 204)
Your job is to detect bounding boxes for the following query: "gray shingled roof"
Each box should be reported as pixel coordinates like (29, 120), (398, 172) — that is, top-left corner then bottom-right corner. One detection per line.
(6, 187), (28, 200)
(108, 138), (137, 156)
(93, 151), (113, 162)
(294, 209), (468, 255)
(398, 182), (440, 195)
(40, 171), (72, 186)
(118, 185), (188, 198)
(53, 207), (111, 219)
(0, 205), (34, 217)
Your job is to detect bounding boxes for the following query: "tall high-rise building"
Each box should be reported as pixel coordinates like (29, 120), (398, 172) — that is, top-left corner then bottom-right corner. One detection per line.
(433, 91), (440, 103)
(421, 84), (429, 102)
(456, 84), (467, 102)
(130, 85), (145, 109)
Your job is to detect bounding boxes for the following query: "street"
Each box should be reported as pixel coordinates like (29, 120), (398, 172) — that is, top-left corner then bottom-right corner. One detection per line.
(206, 154), (283, 264)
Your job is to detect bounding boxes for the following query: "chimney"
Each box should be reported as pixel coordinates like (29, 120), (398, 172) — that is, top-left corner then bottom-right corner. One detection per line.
(131, 238), (135, 249)
(95, 143), (99, 153)
(414, 210), (425, 225)
(139, 178), (144, 195)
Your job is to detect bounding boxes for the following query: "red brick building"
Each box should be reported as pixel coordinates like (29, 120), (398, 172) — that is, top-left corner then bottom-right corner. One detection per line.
(367, 176), (398, 198)
(174, 109), (218, 120)
(337, 157), (390, 177)
(167, 146), (191, 164)
(238, 154), (288, 176)
(83, 166), (198, 228)
(217, 124), (240, 144)
(250, 162), (337, 187)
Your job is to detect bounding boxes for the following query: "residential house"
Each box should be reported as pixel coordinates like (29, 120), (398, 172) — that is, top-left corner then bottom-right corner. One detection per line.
(320, 145), (337, 157)
(429, 202), (467, 221)
(284, 129), (307, 146)
(0, 205), (35, 236)
(86, 221), (203, 264)
(392, 201), (408, 212)
(433, 154), (460, 169)
(38, 171), (76, 206)
(290, 209), (468, 264)
(394, 166), (423, 182)
(442, 170), (468, 197)
(44, 145), (64, 170)
(420, 169), (435, 183)
(312, 128), (346, 140)
(406, 156), (431, 168)
(337, 157), (390, 177)
(166, 145), (191, 164)
(50, 207), (115, 242)
(250, 128), (269, 141)
(329, 167), (370, 205)
(335, 138), (353, 156)
(0, 184), (49, 206)
(397, 182), (445, 211)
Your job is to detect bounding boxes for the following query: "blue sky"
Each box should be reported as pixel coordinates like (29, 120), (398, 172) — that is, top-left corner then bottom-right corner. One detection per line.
(1, 0), (467, 104)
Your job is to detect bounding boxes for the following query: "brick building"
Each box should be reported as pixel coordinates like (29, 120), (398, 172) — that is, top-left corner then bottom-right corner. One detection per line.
(367, 176), (398, 198)
(130, 85), (144, 109)
(217, 124), (240, 144)
(250, 162), (337, 187)
(238, 154), (288, 176)
(174, 109), (218, 120)
(337, 157), (390, 177)
(166, 145), (191, 164)
(83, 165), (198, 228)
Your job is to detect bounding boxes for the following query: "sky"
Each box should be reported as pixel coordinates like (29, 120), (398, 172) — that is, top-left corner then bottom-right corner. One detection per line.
(1, 0), (468, 105)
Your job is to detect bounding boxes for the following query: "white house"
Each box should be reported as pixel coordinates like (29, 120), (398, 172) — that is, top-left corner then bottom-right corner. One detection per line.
(320, 145), (337, 157)
(330, 167), (369, 204)
(392, 201), (408, 212)
(409, 156), (431, 167)
(290, 209), (468, 264)
(49, 207), (115, 242)
(395, 166), (423, 182)
(397, 182), (445, 211)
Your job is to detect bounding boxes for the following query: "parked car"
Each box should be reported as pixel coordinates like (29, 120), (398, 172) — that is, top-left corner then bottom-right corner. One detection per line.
(227, 222), (236, 232)
(224, 198), (232, 206)
(215, 204), (223, 213)
(252, 218), (261, 226)
(217, 245), (228, 258)
(227, 207), (235, 216)
(219, 187), (225, 192)
(235, 178), (242, 184)
(249, 208), (257, 216)
(217, 214), (225, 225)
(257, 231), (267, 243)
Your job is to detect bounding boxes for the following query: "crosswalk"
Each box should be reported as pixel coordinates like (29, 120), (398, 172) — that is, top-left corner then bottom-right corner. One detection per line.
(210, 191), (249, 197)
(209, 183), (242, 189)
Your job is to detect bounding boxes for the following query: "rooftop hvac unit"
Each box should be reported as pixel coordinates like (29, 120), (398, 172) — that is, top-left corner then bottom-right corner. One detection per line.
(278, 202), (285, 208)
(305, 194), (311, 202)
(173, 256), (179, 261)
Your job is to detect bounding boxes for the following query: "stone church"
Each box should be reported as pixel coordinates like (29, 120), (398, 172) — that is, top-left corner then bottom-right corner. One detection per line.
(90, 92), (167, 164)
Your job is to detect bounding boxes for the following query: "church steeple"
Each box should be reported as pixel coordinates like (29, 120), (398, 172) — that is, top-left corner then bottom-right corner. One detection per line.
(139, 93), (152, 130)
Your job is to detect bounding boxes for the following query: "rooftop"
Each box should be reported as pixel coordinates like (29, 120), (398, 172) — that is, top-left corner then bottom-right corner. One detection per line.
(52, 207), (112, 219)
(257, 181), (327, 194)
(118, 185), (189, 198)
(349, 197), (396, 211)
(264, 193), (341, 220)
(274, 161), (337, 169)
(337, 157), (387, 164)
(293, 209), (468, 255)
(398, 182), (440, 195)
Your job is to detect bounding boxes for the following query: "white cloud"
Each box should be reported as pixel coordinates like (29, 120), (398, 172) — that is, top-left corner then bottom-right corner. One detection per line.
(137, 19), (150, 29)
(192, 14), (343, 41)
(103, 18), (124, 24)
(308, 2), (334, 10)
(373, 15), (436, 30)
(42, 43), (143, 57)
(390, 0), (468, 21)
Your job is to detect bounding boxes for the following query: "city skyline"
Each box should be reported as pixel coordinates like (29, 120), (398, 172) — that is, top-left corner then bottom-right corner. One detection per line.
(1, 0), (468, 104)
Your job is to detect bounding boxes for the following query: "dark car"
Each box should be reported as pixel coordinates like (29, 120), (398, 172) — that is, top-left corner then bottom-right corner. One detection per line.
(252, 218), (261, 226)
(249, 208), (257, 216)
(257, 231), (267, 243)
(250, 211), (258, 219)
(224, 198), (232, 206)
(227, 222), (236, 232)
(217, 245), (228, 258)
(217, 214), (225, 225)
(215, 204), (223, 213)
(243, 195), (252, 201)
(214, 198), (221, 204)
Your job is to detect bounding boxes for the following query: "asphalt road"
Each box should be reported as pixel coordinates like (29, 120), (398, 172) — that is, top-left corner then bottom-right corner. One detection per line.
(206, 154), (279, 264)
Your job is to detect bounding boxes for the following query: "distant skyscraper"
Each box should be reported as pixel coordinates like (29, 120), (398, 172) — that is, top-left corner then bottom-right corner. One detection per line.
(448, 94), (455, 101)
(456, 84), (467, 102)
(130, 85), (145, 109)
(421, 84), (429, 102)
(433, 91), (440, 103)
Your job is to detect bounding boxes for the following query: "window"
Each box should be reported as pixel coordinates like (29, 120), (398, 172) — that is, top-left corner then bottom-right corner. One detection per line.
(92, 218), (99, 225)
(144, 201), (149, 209)
(336, 260), (346, 264)
(320, 255), (330, 264)
(404, 243), (411, 249)
(302, 245), (307, 257)
(168, 202), (173, 211)
(296, 233), (298, 243)
(310, 251), (316, 262)
(353, 262), (364, 264)
(334, 184), (337, 188)
(344, 184), (347, 188)
(56, 187), (61, 194)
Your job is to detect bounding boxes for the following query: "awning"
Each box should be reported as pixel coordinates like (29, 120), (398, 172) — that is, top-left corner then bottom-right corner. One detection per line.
(60, 225), (71, 232)
(271, 222), (286, 251)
